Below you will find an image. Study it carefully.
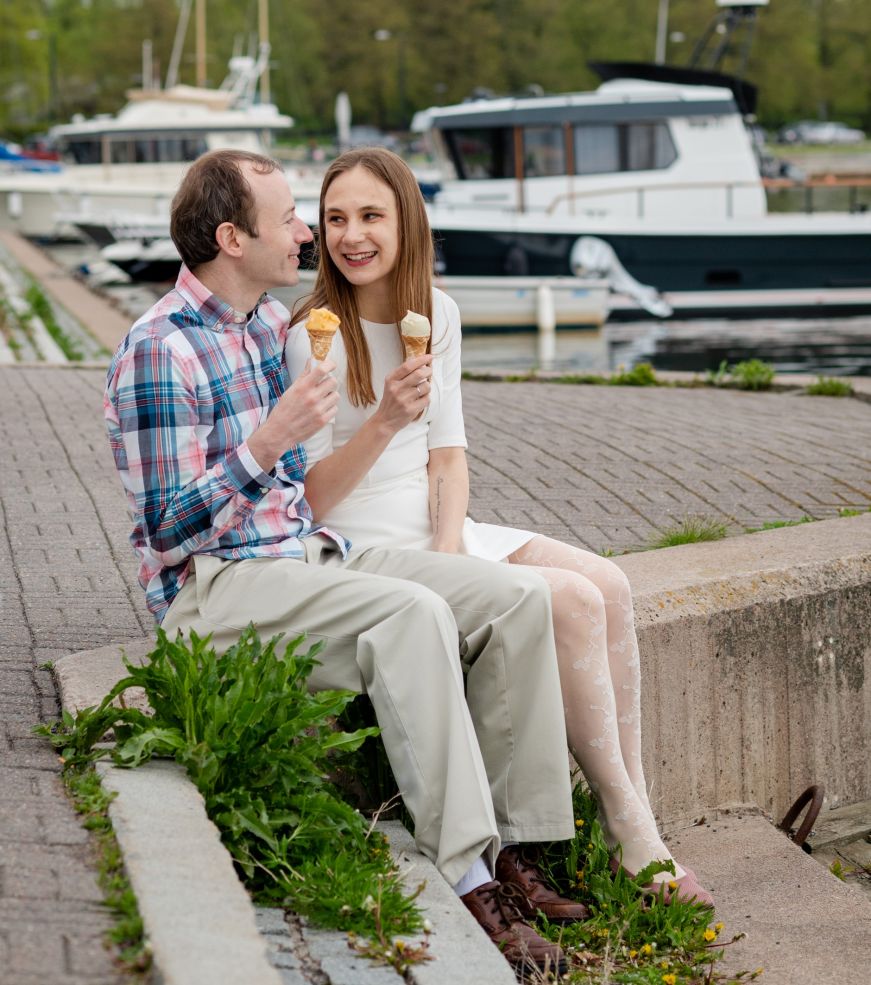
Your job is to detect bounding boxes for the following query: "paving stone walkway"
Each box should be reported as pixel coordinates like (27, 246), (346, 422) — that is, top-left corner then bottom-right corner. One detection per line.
(1, 363), (869, 982)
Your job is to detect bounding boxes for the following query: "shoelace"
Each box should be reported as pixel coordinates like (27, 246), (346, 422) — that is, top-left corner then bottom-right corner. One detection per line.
(515, 847), (549, 890)
(479, 881), (529, 926)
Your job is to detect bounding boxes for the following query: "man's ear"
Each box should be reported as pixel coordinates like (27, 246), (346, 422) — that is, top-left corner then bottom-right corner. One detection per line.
(215, 221), (244, 257)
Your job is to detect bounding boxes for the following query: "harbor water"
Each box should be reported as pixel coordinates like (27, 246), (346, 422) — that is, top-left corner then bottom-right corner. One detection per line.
(36, 242), (871, 377)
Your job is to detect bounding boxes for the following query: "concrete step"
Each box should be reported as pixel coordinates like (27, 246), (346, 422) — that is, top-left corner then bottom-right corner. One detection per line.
(667, 808), (871, 985)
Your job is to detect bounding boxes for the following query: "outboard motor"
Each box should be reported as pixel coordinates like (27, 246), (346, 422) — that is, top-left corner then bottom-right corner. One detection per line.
(570, 236), (673, 318)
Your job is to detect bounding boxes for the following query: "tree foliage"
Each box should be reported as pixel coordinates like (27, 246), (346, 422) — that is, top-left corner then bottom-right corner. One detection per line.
(2, 0), (870, 139)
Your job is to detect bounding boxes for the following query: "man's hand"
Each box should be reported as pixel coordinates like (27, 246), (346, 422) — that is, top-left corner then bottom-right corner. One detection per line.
(373, 354), (433, 434)
(248, 358), (339, 472)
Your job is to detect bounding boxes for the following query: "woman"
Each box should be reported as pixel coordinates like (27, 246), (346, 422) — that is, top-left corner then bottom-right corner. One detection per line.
(286, 147), (713, 908)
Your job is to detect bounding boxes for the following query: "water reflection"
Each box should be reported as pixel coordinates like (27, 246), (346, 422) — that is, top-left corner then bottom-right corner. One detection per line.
(461, 317), (871, 377)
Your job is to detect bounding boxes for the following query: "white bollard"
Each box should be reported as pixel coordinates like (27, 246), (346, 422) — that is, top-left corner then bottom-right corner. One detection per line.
(536, 282), (556, 370)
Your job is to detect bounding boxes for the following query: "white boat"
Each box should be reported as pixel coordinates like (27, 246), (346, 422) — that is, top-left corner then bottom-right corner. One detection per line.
(412, 57), (871, 319)
(0, 53), (323, 240)
(90, 242), (611, 330)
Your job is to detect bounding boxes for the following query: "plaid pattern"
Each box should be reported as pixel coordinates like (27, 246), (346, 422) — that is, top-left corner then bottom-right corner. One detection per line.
(105, 265), (348, 623)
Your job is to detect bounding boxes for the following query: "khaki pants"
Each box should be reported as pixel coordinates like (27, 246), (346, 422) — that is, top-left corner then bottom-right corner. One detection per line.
(162, 539), (574, 885)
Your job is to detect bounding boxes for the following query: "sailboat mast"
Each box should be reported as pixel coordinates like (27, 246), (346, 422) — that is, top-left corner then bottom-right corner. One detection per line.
(196, 0), (207, 87)
(259, 0), (270, 105)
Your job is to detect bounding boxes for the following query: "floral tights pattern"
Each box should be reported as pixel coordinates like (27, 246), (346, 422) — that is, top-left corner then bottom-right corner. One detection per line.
(508, 535), (682, 881)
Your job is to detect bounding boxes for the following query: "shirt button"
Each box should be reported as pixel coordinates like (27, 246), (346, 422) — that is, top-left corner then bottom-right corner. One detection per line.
(234, 314), (245, 323)
(259, 487), (270, 495)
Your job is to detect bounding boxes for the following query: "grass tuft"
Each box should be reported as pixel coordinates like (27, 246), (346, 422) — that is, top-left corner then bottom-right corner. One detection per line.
(804, 376), (854, 397)
(745, 516), (815, 533)
(646, 516), (729, 550)
(25, 282), (83, 361)
(63, 766), (151, 974)
(706, 359), (776, 391)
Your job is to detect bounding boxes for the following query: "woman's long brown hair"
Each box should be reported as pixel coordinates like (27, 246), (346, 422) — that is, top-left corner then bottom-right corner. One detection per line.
(292, 148), (435, 407)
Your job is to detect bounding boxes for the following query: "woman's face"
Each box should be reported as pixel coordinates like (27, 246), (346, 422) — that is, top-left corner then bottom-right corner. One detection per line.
(323, 165), (400, 294)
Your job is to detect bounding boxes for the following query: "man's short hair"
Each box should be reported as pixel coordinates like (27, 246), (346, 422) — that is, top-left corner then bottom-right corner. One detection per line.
(170, 150), (281, 269)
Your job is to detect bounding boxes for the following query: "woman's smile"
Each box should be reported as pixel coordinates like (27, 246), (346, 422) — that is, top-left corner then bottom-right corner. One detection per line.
(343, 250), (377, 266)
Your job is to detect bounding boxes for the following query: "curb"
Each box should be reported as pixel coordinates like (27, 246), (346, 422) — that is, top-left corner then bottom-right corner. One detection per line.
(97, 760), (283, 985)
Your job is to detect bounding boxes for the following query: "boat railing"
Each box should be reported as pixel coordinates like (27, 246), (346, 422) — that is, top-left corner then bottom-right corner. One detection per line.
(762, 175), (871, 214)
(543, 175), (871, 217)
(543, 179), (765, 219)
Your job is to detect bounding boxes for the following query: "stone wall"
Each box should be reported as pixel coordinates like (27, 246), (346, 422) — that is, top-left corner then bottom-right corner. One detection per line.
(618, 514), (871, 825)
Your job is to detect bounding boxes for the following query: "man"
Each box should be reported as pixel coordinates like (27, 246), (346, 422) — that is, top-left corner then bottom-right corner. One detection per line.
(104, 149), (587, 978)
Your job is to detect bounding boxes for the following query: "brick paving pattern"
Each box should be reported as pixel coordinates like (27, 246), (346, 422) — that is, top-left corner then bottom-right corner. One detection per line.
(1, 367), (148, 985)
(463, 381), (871, 552)
(1, 364), (869, 983)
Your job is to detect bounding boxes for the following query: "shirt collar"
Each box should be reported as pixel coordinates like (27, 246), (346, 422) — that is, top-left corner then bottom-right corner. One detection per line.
(174, 264), (268, 332)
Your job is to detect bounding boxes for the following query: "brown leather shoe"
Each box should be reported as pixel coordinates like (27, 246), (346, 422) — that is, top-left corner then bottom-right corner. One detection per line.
(461, 879), (567, 979)
(496, 844), (591, 924)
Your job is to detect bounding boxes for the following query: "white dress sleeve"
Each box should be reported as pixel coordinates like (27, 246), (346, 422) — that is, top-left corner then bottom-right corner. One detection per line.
(427, 290), (467, 450)
(284, 321), (335, 471)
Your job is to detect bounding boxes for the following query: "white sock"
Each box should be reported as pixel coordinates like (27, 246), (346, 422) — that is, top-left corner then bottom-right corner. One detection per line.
(452, 856), (492, 897)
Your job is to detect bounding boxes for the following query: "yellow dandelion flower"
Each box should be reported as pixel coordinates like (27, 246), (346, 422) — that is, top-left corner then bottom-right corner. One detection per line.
(703, 929), (717, 942)
(662, 974), (677, 985)
(714, 922), (724, 932)
(668, 880), (678, 891)
(629, 950), (638, 959)
(640, 943), (653, 956)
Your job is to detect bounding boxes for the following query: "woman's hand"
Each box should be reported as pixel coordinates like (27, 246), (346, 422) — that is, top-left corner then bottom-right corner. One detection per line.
(373, 354), (434, 434)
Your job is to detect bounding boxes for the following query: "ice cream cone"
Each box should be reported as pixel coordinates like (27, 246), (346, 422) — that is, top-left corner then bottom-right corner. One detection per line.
(305, 308), (340, 361)
(400, 310), (431, 359)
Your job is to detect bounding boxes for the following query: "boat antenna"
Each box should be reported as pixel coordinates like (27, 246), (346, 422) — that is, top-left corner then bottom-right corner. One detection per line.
(688, 1), (769, 79)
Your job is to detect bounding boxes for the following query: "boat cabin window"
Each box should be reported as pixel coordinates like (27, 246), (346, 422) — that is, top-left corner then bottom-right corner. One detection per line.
(443, 128), (515, 179)
(442, 119), (676, 181)
(573, 125), (620, 175)
(62, 139), (102, 165)
(523, 126), (565, 177)
(573, 121), (676, 175)
(626, 123), (676, 171)
(60, 134), (209, 166)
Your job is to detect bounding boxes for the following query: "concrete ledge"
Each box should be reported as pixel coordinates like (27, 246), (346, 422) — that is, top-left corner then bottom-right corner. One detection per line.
(97, 760), (282, 985)
(54, 637), (154, 715)
(380, 821), (516, 985)
(617, 514), (871, 825)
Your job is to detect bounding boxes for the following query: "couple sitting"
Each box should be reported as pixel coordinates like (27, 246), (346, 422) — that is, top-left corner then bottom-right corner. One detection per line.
(104, 148), (712, 980)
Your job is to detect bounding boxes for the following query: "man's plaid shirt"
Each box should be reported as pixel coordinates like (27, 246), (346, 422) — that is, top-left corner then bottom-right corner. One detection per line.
(104, 265), (348, 623)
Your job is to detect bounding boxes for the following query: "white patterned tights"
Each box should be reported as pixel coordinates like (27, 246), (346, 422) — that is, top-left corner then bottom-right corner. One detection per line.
(508, 535), (682, 881)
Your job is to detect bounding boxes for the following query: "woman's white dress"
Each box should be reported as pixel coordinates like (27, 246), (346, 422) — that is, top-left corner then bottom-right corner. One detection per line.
(285, 288), (534, 560)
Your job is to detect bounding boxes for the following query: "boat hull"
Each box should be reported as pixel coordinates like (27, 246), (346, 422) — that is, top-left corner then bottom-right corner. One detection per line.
(433, 223), (871, 319)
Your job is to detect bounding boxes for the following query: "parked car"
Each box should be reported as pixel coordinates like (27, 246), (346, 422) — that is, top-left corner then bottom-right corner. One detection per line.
(776, 120), (865, 145)
(346, 126), (399, 150)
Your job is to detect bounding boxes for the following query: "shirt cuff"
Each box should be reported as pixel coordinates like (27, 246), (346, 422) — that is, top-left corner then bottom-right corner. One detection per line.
(226, 442), (280, 498)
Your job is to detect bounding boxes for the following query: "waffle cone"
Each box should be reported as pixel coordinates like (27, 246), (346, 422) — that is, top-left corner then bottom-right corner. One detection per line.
(307, 328), (336, 361)
(402, 335), (429, 358)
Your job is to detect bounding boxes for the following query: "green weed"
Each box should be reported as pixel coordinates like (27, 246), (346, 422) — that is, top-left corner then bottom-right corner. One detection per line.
(707, 359), (776, 391)
(36, 628), (424, 942)
(608, 362), (660, 386)
(537, 783), (756, 984)
(804, 377), (854, 397)
(745, 516), (815, 533)
(830, 859), (847, 881)
(64, 766), (151, 974)
(838, 507), (869, 517)
(646, 517), (729, 549)
(25, 282), (83, 361)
